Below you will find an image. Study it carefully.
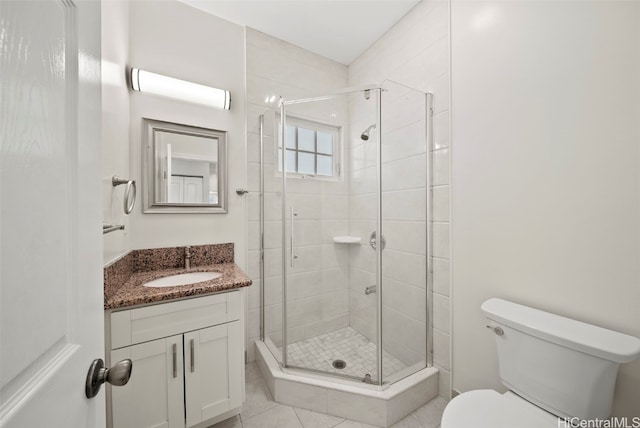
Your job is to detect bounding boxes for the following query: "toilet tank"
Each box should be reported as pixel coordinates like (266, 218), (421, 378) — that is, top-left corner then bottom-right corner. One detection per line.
(481, 298), (640, 421)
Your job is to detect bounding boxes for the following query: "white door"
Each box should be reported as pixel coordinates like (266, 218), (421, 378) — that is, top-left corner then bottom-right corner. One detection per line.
(165, 143), (173, 201)
(170, 176), (184, 203)
(169, 176), (204, 203)
(183, 176), (204, 203)
(0, 1), (105, 427)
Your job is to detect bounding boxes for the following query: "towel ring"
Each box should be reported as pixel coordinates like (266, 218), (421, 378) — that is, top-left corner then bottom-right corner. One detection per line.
(112, 176), (136, 215)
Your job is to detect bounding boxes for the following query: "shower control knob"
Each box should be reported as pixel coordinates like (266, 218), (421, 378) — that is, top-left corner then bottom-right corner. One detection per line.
(369, 231), (385, 250)
(486, 325), (504, 336)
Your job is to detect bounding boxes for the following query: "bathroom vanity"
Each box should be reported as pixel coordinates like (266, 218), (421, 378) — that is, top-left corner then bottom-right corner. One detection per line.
(103, 243), (251, 428)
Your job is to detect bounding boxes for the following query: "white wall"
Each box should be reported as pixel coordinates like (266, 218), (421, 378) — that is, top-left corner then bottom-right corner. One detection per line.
(451, 0), (640, 416)
(102, 0), (130, 265)
(349, 0), (451, 397)
(128, 1), (247, 269)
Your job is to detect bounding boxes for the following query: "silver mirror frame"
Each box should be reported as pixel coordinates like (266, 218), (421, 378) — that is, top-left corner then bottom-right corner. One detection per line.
(142, 118), (228, 214)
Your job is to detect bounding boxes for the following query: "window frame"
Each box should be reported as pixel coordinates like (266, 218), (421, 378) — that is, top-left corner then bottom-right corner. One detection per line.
(276, 115), (342, 181)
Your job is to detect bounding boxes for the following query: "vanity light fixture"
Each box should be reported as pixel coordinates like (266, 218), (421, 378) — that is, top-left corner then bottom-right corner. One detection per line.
(129, 68), (231, 110)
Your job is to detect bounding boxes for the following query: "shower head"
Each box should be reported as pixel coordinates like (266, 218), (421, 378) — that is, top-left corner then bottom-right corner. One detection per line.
(361, 124), (376, 141)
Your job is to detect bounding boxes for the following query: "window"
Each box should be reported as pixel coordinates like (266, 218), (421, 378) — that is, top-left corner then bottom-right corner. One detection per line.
(278, 117), (340, 178)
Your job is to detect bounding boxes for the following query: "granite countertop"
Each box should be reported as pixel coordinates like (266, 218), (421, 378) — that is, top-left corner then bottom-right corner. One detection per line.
(105, 262), (252, 310)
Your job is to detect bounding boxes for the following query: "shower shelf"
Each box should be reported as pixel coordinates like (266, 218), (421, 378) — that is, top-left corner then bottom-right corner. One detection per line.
(333, 236), (361, 244)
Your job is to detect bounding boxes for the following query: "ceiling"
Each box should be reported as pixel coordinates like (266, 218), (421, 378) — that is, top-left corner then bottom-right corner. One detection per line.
(178, 0), (421, 65)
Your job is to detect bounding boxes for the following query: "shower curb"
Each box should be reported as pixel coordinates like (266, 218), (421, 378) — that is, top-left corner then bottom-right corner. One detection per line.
(255, 341), (439, 427)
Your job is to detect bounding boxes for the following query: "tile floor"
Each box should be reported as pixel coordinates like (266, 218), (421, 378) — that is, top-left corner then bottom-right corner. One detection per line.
(283, 327), (407, 380)
(209, 361), (447, 428)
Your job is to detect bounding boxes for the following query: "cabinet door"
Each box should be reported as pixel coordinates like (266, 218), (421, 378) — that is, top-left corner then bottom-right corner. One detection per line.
(111, 335), (184, 428)
(184, 321), (242, 428)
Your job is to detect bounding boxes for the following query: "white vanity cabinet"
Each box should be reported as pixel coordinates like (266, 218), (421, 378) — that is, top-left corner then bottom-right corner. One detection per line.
(184, 323), (242, 426)
(111, 335), (185, 428)
(107, 291), (244, 428)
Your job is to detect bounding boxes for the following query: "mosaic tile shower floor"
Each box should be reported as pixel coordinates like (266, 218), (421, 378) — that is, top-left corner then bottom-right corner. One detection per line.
(282, 327), (407, 379)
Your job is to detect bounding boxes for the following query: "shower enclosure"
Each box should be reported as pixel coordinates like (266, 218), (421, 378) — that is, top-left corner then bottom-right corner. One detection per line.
(258, 81), (433, 387)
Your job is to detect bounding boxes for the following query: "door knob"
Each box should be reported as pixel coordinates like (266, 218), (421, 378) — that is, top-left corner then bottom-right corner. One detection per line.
(85, 358), (132, 398)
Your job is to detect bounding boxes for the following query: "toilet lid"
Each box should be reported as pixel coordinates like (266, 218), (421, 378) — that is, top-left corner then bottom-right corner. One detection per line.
(441, 390), (559, 428)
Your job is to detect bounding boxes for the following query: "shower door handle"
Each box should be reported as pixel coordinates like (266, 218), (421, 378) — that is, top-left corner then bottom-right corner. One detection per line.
(290, 206), (298, 267)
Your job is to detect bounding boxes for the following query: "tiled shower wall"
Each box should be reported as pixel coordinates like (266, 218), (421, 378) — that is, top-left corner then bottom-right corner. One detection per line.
(349, 0), (452, 398)
(245, 28), (349, 362)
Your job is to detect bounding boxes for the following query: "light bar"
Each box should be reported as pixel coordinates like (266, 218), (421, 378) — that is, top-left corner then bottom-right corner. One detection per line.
(130, 68), (231, 110)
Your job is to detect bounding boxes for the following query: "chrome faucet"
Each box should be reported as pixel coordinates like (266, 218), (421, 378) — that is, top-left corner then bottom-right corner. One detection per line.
(184, 246), (191, 270)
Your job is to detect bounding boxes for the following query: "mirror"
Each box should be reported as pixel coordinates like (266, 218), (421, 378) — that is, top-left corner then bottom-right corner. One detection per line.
(142, 118), (227, 213)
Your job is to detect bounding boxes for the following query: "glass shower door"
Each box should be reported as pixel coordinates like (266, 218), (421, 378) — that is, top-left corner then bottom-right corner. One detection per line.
(341, 88), (383, 384)
(260, 108), (285, 363)
(280, 88), (382, 383)
(380, 81), (431, 383)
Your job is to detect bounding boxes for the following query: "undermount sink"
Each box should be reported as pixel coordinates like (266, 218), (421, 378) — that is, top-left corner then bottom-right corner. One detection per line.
(142, 271), (222, 288)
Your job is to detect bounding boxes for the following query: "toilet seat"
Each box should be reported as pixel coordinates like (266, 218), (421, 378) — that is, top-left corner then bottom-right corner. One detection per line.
(441, 390), (559, 428)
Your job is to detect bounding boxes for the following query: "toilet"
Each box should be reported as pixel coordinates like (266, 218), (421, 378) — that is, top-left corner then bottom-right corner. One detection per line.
(441, 298), (640, 428)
